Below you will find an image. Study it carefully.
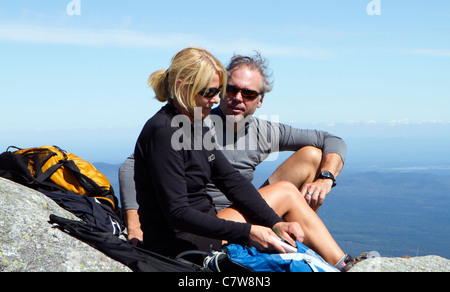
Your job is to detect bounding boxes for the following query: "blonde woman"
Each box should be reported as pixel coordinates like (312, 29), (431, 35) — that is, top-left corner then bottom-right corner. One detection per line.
(134, 47), (352, 271)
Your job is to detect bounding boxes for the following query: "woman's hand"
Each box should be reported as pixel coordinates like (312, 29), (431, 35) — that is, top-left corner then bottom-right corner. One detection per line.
(272, 221), (304, 246)
(248, 222), (304, 253)
(248, 225), (284, 253)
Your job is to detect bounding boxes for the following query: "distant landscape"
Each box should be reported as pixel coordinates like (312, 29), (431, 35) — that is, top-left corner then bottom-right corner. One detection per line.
(313, 169), (449, 259)
(94, 155), (450, 260)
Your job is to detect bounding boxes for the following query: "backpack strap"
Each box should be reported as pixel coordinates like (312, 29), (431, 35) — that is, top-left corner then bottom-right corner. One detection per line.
(6, 146), (22, 152)
(49, 215), (206, 272)
(59, 159), (118, 212)
(35, 161), (64, 184)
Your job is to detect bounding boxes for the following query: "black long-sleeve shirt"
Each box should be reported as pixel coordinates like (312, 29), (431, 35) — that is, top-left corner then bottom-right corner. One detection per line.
(134, 102), (282, 253)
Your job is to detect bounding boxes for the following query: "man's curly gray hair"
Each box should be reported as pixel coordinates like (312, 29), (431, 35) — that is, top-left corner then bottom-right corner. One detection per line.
(226, 52), (274, 95)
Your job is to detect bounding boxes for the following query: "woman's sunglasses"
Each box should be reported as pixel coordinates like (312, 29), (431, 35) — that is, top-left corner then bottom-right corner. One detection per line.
(198, 86), (223, 98)
(226, 84), (262, 100)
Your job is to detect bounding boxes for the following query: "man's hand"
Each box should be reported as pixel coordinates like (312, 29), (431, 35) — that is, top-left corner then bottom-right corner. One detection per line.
(301, 178), (333, 211)
(301, 153), (344, 211)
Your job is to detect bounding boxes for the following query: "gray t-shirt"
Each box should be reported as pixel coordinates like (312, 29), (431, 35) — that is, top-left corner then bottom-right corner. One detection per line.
(119, 154), (139, 211)
(206, 107), (347, 210)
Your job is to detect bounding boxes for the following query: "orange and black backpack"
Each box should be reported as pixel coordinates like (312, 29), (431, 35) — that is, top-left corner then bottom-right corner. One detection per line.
(0, 145), (120, 215)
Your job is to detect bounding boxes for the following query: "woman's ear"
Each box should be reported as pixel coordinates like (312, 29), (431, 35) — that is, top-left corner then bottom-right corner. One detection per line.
(175, 79), (183, 91)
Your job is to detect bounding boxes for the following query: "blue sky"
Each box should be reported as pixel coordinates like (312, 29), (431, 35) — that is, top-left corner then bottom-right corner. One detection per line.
(1, 1), (449, 164)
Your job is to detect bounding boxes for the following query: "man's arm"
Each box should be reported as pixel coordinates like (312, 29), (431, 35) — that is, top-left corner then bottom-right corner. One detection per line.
(118, 156), (143, 246)
(270, 123), (347, 211)
(319, 152), (344, 180)
(124, 209), (144, 246)
(276, 123), (347, 163)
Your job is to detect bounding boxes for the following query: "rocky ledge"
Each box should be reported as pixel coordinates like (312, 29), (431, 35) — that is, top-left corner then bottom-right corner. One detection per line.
(350, 255), (450, 272)
(1, 177), (449, 272)
(0, 177), (131, 272)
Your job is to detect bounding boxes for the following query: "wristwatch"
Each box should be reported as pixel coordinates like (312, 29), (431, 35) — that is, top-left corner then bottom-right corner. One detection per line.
(318, 171), (336, 188)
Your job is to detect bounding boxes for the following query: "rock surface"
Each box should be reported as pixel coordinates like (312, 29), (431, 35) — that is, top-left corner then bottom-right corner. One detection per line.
(0, 177), (131, 272)
(349, 255), (450, 272)
(1, 177), (449, 272)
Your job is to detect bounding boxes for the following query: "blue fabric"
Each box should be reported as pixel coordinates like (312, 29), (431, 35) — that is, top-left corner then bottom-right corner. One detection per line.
(223, 241), (339, 272)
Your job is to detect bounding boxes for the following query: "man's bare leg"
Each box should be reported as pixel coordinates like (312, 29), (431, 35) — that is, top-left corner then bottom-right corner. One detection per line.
(266, 146), (344, 211)
(267, 146), (322, 189)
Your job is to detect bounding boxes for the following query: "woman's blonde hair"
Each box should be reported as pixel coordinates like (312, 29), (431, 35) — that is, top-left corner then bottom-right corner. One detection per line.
(148, 47), (227, 112)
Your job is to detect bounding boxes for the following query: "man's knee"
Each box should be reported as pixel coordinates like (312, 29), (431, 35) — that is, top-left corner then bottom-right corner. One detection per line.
(298, 146), (322, 169)
(268, 147), (323, 188)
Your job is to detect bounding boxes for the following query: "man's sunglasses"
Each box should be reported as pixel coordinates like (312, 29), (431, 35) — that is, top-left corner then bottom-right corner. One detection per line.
(226, 84), (262, 100)
(198, 86), (223, 98)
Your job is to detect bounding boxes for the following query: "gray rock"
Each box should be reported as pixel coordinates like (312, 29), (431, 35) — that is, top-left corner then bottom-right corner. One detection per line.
(0, 177), (131, 272)
(349, 255), (450, 272)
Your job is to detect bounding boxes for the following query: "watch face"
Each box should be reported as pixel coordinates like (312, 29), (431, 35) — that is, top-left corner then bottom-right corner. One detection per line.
(321, 171), (333, 179)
